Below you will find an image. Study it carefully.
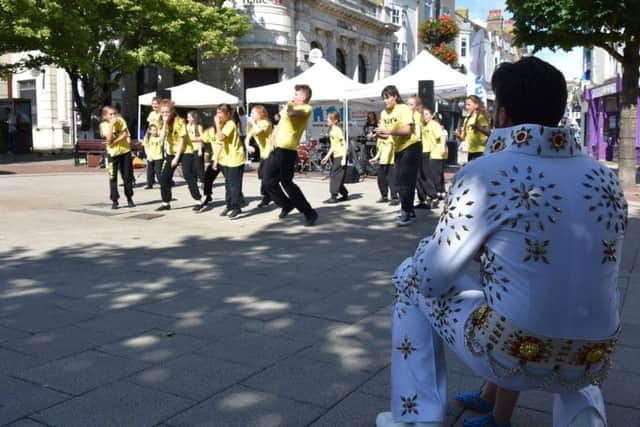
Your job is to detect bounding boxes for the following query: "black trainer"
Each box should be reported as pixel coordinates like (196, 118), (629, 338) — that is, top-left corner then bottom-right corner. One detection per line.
(323, 197), (338, 204)
(220, 207), (230, 216)
(127, 199), (136, 208)
(376, 196), (389, 203)
(278, 206), (294, 219)
(389, 199), (400, 206)
(155, 204), (170, 211)
(257, 199), (270, 208)
(337, 194), (349, 202)
(111, 201), (119, 210)
(304, 210), (318, 227)
(228, 208), (242, 219)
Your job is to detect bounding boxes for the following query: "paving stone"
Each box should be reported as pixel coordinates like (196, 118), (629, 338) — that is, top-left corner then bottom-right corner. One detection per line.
(98, 329), (211, 363)
(601, 369), (640, 407)
(15, 350), (149, 396)
(619, 322), (640, 347)
(76, 308), (173, 338)
(242, 356), (371, 408)
(0, 347), (43, 374)
(5, 418), (49, 426)
(0, 325), (31, 343)
(606, 403), (640, 426)
(611, 344), (640, 374)
(2, 325), (120, 361)
(0, 306), (93, 334)
(244, 313), (348, 345)
(308, 391), (388, 427)
(0, 375), (68, 425)
(165, 385), (324, 427)
(358, 366), (391, 399)
(195, 331), (309, 369)
(128, 352), (259, 401)
(294, 285), (390, 323)
(170, 312), (262, 340)
(32, 380), (194, 427)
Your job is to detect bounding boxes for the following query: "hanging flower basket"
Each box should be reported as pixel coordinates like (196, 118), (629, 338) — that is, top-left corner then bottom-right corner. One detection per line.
(429, 43), (458, 65)
(418, 15), (459, 46)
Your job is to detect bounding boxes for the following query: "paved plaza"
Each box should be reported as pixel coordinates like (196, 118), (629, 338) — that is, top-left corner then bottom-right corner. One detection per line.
(0, 157), (639, 426)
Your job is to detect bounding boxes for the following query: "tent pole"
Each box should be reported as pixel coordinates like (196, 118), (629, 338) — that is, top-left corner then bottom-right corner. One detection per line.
(137, 101), (141, 142)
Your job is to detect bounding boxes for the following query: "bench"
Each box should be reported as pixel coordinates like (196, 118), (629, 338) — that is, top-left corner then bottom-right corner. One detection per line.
(74, 139), (143, 167)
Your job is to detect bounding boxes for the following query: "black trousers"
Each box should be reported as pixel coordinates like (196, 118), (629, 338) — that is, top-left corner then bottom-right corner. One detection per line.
(180, 153), (202, 201)
(329, 156), (348, 197)
(203, 162), (221, 197)
(416, 152), (437, 202)
(468, 151), (483, 161)
(159, 156), (177, 203)
(192, 152), (205, 181)
(264, 147), (313, 215)
(257, 158), (272, 203)
(146, 159), (162, 187)
(394, 143), (421, 213)
(107, 151), (134, 202)
(430, 158), (446, 194)
(377, 163), (398, 199)
(221, 165), (244, 210)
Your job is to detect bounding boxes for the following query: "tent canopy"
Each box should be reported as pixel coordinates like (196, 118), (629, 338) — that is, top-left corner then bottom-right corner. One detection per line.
(246, 58), (365, 104)
(345, 50), (468, 101)
(138, 80), (238, 108)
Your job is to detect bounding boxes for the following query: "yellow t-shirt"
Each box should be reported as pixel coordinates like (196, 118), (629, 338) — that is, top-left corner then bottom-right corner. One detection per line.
(217, 120), (245, 167)
(376, 138), (395, 165)
(144, 135), (163, 161)
(329, 125), (347, 158)
(249, 119), (272, 160)
(275, 104), (312, 151)
(380, 104), (415, 153)
(164, 116), (193, 156)
(410, 110), (423, 145)
(147, 110), (161, 128)
(99, 117), (131, 157)
(424, 120), (447, 160)
(465, 112), (490, 153)
(187, 123), (204, 152)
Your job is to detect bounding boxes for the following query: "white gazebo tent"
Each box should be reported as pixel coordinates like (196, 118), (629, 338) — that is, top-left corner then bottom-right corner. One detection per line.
(137, 80), (239, 138)
(345, 50), (468, 101)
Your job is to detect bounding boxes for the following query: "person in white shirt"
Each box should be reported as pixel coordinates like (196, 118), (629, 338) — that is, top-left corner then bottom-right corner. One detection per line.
(376, 56), (627, 427)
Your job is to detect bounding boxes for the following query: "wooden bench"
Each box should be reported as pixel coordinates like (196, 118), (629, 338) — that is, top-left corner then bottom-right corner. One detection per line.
(74, 139), (143, 167)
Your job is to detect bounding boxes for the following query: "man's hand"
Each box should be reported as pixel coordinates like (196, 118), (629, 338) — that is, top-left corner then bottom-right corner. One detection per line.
(212, 160), (218, 171)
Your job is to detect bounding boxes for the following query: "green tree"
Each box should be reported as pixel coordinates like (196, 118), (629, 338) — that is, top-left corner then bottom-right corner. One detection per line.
(0, 0), (251, 130)
(506, 0), (640, 186)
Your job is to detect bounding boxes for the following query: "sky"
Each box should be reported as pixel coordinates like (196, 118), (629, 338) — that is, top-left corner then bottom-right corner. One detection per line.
(456, 0), (583, 81)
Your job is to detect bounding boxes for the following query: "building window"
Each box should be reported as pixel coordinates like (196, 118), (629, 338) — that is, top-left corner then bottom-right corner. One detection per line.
(391, 8), (400, 24)
(402, 43), (407, 67)
(18, 79), (37, 125)
(336, 49), (346, 74)
(424, 0), (432, 19)
(392, 42), (401, 73)
(461, 37), (468, 58)
(310, 41), (323, 53)
(358, 55), (367, 83)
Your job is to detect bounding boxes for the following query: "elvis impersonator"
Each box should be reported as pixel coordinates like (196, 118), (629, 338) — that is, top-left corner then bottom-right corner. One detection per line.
(376, 57), (627, 427)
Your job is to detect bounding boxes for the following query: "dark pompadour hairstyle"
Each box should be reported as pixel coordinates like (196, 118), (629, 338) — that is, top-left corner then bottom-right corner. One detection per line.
(491, 56), (567, 126)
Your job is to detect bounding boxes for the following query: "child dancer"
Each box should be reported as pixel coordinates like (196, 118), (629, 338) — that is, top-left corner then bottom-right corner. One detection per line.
(186, 110), (205, 182)
(212, 104), (245, 218)
(245, 105), (272, 208)
(321, 111), (349, 203)
(99, 106), (135, 209)
(143, 123), (163, 189)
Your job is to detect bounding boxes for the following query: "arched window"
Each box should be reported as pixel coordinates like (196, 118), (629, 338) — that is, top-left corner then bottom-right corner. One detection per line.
(336, 49), (346, 75)
(358, 55), (367, 83)
(310, 41), (323, 53)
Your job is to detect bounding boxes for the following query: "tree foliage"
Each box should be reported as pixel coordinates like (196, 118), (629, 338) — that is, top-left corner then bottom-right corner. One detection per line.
(506, 0), (640, 185)
(0, 0), (251, 129)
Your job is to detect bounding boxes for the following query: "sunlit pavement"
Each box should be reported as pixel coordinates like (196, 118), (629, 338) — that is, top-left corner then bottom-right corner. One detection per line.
(1, 158), (639, 426)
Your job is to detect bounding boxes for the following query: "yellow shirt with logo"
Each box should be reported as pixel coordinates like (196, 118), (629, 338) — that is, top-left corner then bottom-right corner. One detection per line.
(144, 135), (163, 161)
(164, 116), (193, 156)
(217, 120), (245, 167)
(465, 112), (490, 153)
(410, 110), (423, 146)
(424, 120), (447, 160)
(147, 110), (161, 128)
(275, 104), (312, 151)
(329, 125), (347, 158)
(99, 117), (131, 157)
(380, 104), (415, 153)
(249, 119), (272, 160)
(187, 123), (204, 152)
(376, 138), (395, 165)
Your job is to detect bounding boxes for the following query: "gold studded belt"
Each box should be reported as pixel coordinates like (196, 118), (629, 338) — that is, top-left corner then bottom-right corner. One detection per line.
(464, 305), (619, 390)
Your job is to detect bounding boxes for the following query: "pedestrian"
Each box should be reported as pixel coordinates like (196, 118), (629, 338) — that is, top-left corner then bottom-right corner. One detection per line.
(454, 95), (491, 161)
(245, 104), (273, 208)
(375, 56), (627, 427)
(99, 106), (135, 209)
(321, 111), (349, 204)
(147, 96), (161, 129)
(263, 84), (318, 227)
(142, 123), (163, 189)
(376, 85), (420, 226)
(424, 107), (447, 200)
(369, 131), (399, 205)
(212, 104), (245, 218)
(155, 99), (207, 211)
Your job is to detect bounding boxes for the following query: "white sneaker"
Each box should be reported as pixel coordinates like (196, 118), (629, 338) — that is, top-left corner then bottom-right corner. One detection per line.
(375, 412), (442, 427)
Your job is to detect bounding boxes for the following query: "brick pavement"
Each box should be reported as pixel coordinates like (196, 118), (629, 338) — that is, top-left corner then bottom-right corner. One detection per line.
(0, 156), (638, 426)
